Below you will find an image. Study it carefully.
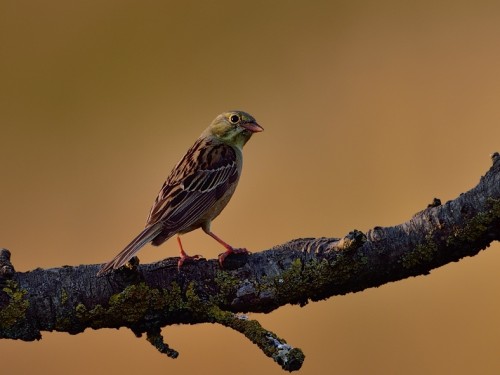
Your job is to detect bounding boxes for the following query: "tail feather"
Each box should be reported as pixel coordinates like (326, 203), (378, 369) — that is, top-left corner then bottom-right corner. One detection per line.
(97, 223), (165, 276)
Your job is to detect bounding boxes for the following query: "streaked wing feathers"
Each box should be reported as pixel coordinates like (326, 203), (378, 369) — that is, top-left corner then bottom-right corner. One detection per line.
(146, 138), (238, 232)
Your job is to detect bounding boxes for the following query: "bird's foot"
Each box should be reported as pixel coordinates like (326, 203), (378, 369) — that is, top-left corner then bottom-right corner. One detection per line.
(218, 247), (250, 267)
(177, 253), (203, 269)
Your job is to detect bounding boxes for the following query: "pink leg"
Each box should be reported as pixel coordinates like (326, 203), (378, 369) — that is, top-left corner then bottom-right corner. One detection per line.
(176, 235), (202, 268)
(205, 230), (250, 266)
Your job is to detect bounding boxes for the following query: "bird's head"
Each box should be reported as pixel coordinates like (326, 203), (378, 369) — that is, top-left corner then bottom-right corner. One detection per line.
(204, 111), (263, 149)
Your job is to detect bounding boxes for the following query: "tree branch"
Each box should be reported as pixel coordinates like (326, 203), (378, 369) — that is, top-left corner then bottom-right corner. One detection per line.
(1, 153), (499, 372)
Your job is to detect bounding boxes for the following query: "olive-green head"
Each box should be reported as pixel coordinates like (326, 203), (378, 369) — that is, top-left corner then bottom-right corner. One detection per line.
(204, 111), (263, 149)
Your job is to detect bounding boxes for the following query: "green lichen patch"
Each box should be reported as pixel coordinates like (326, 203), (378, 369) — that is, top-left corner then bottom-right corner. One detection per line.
(402, 199), (500, 269)
(162, 282), (185, 312)
(0, 280), (29, 330)
(212, 270), (240, 305)
(447, 198), (500, 247)
(184, 281), (204, 313)
(55, 315), (72, 331)
(273, 253), (372, 305)
(67, 280), (218, 333)
(208, 304), (271, 346)
(274, 258), (337, 305)
(60, 289), (69, 305)
(304, 257), (338, 284)
(73, 282), (185, 329)
(274, 258), (304, 302)
(207, 304), (234, 323)
(107, 283), (163, 323)
(401, 236), (438, 269)
(329, 250), (369, 281)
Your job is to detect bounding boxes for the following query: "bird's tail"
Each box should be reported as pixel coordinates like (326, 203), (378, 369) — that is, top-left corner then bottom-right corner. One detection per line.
(97, 223), (164, 276)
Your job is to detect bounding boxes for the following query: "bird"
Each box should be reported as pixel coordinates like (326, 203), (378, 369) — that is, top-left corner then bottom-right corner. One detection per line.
(97, 111), (263, 276)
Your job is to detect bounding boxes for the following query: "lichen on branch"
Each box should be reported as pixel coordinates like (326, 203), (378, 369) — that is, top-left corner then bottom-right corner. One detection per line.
(1, 153), (499, 372)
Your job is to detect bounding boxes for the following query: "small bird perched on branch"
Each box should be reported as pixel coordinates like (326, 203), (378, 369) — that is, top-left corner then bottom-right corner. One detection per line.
(97, 111), (263, 276)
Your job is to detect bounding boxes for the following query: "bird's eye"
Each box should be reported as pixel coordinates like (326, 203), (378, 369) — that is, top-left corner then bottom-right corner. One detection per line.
(229, 114), (240, 124)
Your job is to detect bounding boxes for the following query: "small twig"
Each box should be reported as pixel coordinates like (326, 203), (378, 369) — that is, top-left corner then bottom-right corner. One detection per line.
(208, 306), (305, 371)
(146, 327), (179, 359)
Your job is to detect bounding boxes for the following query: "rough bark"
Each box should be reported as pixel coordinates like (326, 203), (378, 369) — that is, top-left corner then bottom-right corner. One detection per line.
(1, 153), (500, 372)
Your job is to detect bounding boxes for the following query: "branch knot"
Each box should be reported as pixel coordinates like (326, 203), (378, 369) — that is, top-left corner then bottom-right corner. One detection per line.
(0, 249), (15, 279)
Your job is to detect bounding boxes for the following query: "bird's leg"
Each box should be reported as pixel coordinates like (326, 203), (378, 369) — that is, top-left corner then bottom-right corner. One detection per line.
(203, 229), (250, 266)
(176, 235), (202, 268)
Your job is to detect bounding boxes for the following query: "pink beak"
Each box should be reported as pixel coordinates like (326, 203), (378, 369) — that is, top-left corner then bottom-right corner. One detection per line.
(241, 122), (264, 133)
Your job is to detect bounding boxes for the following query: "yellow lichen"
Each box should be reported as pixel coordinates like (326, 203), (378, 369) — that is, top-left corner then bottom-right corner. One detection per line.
(0, 280), (30, 330)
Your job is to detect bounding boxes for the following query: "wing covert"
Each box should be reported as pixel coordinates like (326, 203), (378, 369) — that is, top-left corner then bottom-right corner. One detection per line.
(146, 139), (239, 230)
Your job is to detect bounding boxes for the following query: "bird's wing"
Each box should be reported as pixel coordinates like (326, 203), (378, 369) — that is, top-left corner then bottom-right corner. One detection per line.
(146, 138), (239, 232)
(97, 138), (239, 276)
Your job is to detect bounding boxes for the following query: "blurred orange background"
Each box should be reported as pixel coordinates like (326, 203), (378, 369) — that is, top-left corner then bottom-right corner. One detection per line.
(1, 1), (500, 374)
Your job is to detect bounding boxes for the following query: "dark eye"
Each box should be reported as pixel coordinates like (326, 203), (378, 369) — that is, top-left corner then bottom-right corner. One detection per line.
(229, 114), (240, 124)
